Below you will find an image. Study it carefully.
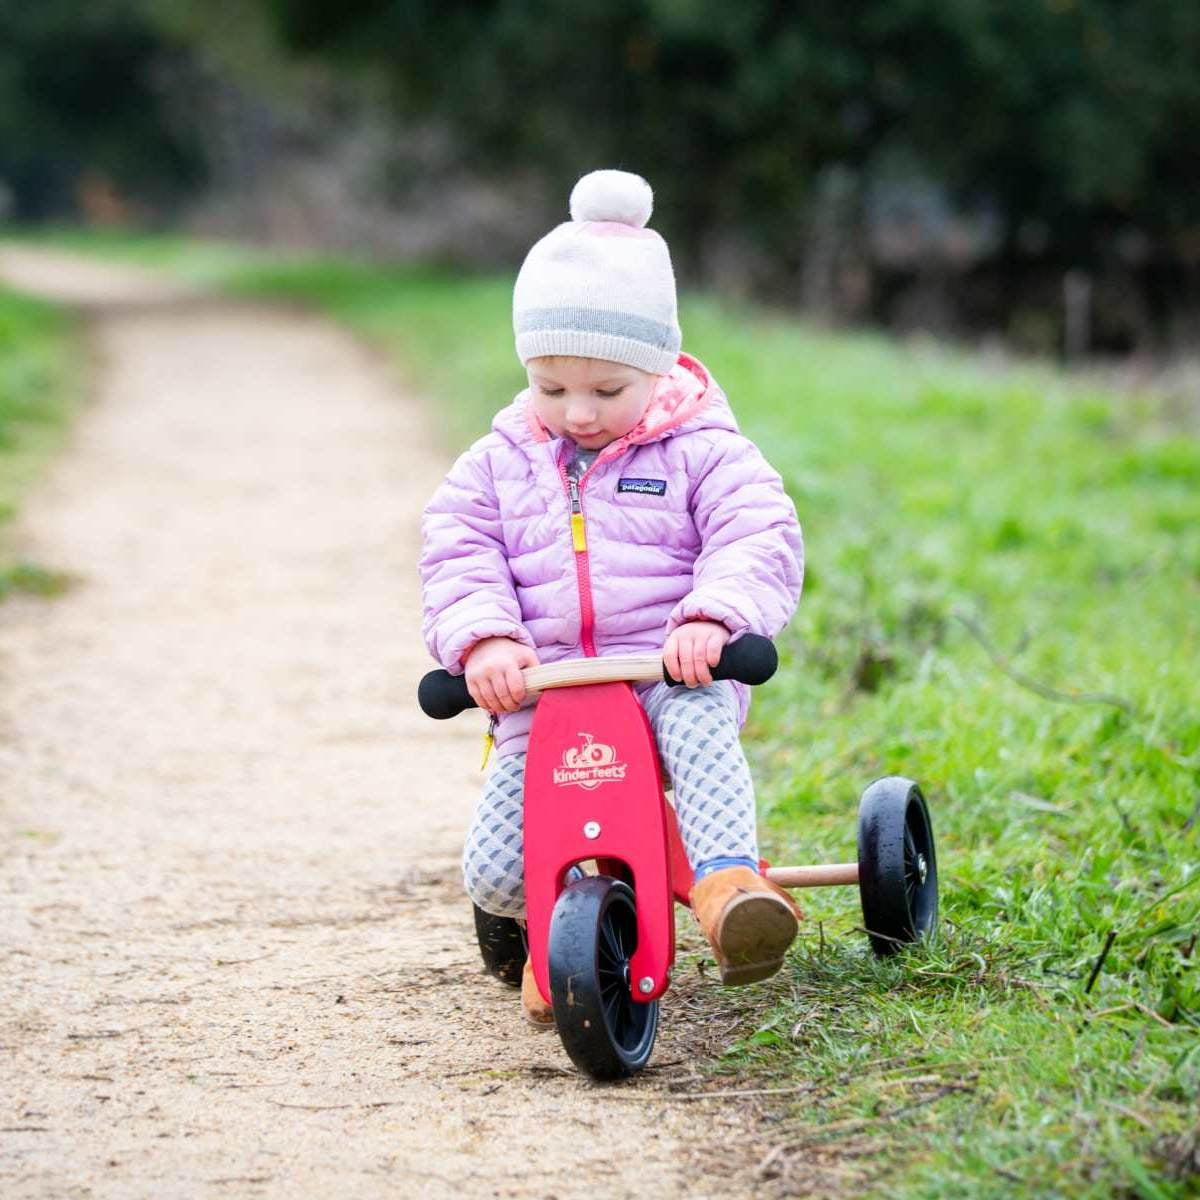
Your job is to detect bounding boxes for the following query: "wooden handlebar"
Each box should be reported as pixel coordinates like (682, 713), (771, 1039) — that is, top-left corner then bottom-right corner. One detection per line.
(522, 653), (663, 692)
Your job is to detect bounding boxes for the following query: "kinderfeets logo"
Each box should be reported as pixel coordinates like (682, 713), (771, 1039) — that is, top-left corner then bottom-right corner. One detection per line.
(553, 732), (627, 790)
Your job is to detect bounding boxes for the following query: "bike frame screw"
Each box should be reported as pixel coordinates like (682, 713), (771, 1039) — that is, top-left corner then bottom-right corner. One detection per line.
(583, 821), (601, 839)
(638, 976), (654, 994)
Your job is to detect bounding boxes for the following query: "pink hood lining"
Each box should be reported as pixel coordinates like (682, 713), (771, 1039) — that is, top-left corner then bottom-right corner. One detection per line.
(523, 354), (713, 463)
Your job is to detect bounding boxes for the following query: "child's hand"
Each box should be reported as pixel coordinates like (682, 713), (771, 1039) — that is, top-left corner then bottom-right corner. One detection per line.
(463, 637), (540, 714)
(664, 620), (731, 688)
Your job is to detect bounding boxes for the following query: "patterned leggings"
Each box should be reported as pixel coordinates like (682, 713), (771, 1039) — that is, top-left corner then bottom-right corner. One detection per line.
(462, 681), (758, 918)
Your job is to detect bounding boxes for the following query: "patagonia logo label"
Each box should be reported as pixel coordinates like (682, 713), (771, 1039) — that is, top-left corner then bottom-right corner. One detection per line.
(617, 477), (667, 496)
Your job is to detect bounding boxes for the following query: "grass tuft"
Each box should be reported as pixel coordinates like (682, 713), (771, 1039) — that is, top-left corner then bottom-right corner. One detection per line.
(0, 280), (81, 591)
(0, 561), (75, 599)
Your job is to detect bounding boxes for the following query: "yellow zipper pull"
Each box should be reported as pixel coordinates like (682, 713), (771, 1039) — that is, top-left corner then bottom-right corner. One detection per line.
(480, 713), (497, 770)
(568, 476), (587, 550)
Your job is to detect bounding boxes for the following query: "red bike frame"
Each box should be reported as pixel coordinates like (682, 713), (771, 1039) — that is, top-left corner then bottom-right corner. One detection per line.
(523, 681), (695, 1006)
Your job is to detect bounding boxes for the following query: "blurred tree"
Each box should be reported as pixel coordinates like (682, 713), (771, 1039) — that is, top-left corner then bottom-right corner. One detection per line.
(6, 0), (1197, 346)
(0, 0), (206, 220)
(252, 0), (1200, 336)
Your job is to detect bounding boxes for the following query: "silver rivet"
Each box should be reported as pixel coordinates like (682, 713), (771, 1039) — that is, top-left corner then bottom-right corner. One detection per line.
(583, 821), (601, 839)
(638, 976), (654, 994)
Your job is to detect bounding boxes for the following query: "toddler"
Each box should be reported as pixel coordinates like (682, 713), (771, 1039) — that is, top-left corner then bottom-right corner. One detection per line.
(420, 169), (805, 1026)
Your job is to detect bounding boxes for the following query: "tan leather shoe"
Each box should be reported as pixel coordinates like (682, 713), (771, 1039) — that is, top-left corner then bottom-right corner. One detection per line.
(690, 866), (801, 986)
(521, 957), (555, 1029)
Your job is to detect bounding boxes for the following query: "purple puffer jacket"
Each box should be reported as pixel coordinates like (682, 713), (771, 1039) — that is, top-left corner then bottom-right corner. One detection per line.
(420, 353), (804, 757)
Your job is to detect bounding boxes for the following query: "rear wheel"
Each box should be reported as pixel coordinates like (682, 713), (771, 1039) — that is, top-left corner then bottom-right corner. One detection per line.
(548, 876), (658, 1081)
(472, 904), (526, 987)
(857, 777), (938, 956)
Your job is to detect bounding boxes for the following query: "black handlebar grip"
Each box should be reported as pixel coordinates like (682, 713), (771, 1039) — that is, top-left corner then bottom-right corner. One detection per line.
(418, 669), (476, 719)
(664, 632), (777, 687)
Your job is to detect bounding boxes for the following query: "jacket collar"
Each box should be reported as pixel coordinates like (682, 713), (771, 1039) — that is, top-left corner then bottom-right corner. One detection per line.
(494, 353), (737, 462)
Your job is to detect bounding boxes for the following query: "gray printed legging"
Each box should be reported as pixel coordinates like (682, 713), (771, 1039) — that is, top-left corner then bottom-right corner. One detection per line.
(462, 680), (758, 918)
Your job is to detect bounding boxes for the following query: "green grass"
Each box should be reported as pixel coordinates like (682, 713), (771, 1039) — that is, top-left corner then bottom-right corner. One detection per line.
(0, 281), (82, 598)
(34, 232), (1200, 1196)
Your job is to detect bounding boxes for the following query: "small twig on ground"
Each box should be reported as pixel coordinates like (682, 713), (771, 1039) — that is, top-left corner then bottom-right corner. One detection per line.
(1084, 929), (1118, 994)
(720, 1014), (748, 1039)
(783, 1078), (977, 1148)
(266, 1098), (409, 1111)
(755, 1143), (787, 1179)
(268, 1101), (354, 1111)
(1089, 1002), (1137, 1021)
(1085, 999), (1173, 1030)
(605, 1083), (821, 1102)
(853, 927), (906, 947)
(953, 612), (1136, 714)
(1132, 1002), (1176, 1030)
(886, 1081), (975, 1122)
(526, 1064), (577, 1078)
(1101, 1099), (1160, 1132)
(873, 1074), (946, 1089)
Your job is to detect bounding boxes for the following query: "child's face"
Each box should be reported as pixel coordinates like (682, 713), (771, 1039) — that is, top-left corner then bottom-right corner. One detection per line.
(527, 357), (659, 450)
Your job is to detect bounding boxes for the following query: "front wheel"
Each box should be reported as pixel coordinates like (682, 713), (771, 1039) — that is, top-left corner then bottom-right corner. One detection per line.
(857, 777), (938, 956)
(548, 877), (658, 1081)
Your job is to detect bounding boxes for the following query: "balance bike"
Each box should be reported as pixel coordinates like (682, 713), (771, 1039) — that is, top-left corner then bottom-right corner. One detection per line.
(419, 636), (938, 1081)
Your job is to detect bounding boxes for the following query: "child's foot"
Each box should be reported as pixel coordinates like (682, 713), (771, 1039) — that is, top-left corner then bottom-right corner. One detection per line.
(521, 957), (555, 1028)
(690, 866), (802, 986)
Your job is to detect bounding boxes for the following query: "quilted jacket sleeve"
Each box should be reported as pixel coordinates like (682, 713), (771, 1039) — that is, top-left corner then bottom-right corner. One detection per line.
(419, 443), (537, 673)
(667, 432), (804, 639)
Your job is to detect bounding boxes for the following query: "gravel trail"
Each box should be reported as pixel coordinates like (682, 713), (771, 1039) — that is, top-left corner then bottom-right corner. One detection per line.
(0, 249), (767, 1199)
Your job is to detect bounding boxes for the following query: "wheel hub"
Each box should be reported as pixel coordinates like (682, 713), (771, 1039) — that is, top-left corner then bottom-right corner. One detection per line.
(916, 853), (928, 885)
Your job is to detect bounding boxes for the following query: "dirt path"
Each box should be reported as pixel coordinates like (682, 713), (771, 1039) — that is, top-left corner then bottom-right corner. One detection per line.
(0, 249), (769, 1199)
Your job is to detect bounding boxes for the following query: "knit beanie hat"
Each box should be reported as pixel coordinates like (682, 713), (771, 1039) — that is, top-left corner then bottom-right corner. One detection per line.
(513, 169), (681, 375)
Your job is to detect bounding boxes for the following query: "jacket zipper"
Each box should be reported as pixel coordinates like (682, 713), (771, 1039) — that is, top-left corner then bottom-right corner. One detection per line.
(558, 454), (597, 656)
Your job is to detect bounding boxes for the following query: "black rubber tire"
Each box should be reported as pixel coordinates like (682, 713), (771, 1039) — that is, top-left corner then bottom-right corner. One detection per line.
(548, 877), (659, 1081)
(857, 776), (938, 957)
(473, 903), (527, 987)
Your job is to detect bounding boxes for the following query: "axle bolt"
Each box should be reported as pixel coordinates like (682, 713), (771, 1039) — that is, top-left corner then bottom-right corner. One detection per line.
(583, 821), (601, 839)
(638, 976), (654, 994)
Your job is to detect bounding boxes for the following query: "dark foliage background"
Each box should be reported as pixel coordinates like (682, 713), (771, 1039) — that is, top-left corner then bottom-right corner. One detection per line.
(0, 2), (206, 221)
(4, 0), (1200, 351)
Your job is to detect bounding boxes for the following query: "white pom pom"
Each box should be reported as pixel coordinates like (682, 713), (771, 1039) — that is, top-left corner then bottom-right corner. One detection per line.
(569, 169), (653, 227)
